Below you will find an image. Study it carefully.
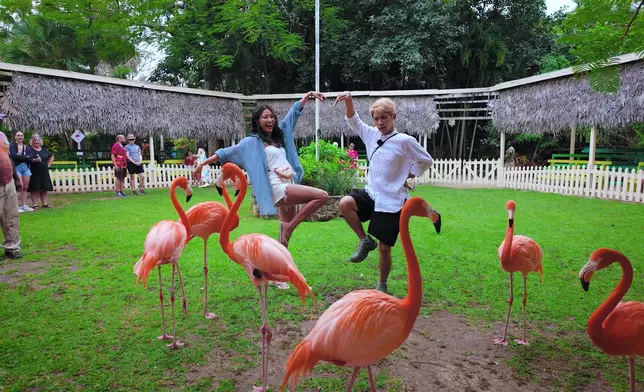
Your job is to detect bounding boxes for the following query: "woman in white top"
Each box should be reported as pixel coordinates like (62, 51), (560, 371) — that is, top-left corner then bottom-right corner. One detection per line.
(196, 147), (212, 187)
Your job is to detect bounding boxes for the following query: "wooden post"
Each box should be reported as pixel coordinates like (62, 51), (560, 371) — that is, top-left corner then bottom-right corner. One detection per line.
(423, 135), (428, 151)
(498, 131), (506, 186)
(160, 134), (164, 151)
(569, 126), (576, 162)
(340, 134), (344, 150)
(587, 125), (597, 194)
(149, 132), (156, 186)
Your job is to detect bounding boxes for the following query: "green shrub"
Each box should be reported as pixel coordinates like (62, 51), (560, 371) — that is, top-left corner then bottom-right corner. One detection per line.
(299, 140), (357, 195)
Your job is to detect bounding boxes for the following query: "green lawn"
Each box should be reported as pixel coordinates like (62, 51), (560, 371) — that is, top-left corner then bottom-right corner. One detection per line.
(1, 185), (642, 391)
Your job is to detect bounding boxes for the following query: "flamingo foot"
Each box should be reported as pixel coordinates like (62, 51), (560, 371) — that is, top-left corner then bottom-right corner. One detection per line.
(205, 312), (217, 320)
(158, 334), (174, 340)
(251, 386), (265, 392)
(493, 338), (508, 346)
(167, 341), (185, 349)
(514, 339), (529, 346)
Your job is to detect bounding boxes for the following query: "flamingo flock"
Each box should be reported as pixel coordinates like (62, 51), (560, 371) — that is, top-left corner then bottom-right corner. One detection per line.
(133, 164), (642, 392)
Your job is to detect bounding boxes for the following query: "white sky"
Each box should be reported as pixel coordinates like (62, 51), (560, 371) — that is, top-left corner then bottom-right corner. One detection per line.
(134, 0), (579, 81)
(546, 0), (576, 14)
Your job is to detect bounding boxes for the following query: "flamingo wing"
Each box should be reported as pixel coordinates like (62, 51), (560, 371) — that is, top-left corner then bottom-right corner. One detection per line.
(304, 290), (406, 367)
(231, 233), (299, 279)
(186, 202), (228, 238)
(602, 301), (644, 356)
(133, 220), (188, 286)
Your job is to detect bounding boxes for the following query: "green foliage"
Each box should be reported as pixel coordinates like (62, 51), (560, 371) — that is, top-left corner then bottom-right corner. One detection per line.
(110, 66), (133, 79)
(171, 137), (196, 158)
(299, 140), (357, 195)
(539, 53), (571, 73)
(560, 0), (644, 92)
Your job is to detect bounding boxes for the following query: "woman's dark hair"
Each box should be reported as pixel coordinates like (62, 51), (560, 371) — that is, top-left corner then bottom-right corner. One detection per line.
(185, 150), (193, 156)
(250, 105), (284, 148)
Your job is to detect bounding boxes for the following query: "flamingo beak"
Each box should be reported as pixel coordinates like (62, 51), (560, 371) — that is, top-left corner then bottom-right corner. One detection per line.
(433, 213), (441, 234)
(186, 194), (192, 203)
(216, 184), (223, 196)
(235, 189), (240, 196)
(580, 277), (589, 292)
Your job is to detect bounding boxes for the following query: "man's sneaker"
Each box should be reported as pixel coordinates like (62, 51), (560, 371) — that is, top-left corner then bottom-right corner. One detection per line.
(17, 207), (25, 213)
(138, 190), (146, 195)
(5, 250), (23, 259)
(348, 235), (377, 263)
(375, 281), (390, 295)
(132, 190), (138, 195)
(22, 205), (34, 212)
(119, 192), (128, 197)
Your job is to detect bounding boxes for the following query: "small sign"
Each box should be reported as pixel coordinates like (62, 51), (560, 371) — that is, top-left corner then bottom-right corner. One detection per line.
(71, 130), (85, 149)
(76, 151), (83, 156)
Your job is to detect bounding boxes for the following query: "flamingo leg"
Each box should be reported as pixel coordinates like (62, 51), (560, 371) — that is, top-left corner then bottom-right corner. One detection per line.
(157, 266), (173, 341)
(176, 262), (187, 316)
(514, 275), (529, 345)
(168, 264), (184, 349)
(252, 283), (272, 392)
(203, 239), (216, 319)
(629, 357), (635, 392)
(494, 272), (513, 346)
(367, 366), (376, 391)
(346, 367), (361, 392)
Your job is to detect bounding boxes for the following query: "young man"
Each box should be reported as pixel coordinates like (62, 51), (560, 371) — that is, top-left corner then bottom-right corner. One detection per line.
(111, 134), (128, 197)
(125, 134), (146, 195)
(334, 92), (439, 294)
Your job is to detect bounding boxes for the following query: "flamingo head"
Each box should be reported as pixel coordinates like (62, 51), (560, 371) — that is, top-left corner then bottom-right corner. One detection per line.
(407, 197), (441, 234)
(222, 163), (246, 188)
(578, 248), (622, 292)
(173, 176), (193, 202)
(505, 200), (516, 227)
(214, 170), (242, 197)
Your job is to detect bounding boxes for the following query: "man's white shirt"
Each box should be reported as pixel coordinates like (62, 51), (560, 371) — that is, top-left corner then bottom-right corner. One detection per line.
(346, 112), (433, 213)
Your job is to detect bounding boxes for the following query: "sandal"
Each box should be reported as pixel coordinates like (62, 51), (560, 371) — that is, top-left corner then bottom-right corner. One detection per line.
(42, 205), (51, 208)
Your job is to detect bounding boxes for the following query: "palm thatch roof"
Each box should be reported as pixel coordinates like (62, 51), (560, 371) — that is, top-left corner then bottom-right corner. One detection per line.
(0, 72), (244, 138)
(490, 61), (644, 134)
(255, 95), (439, 138)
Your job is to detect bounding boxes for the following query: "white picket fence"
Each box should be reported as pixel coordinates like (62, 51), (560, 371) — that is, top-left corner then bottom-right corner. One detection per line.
(48, 160), (644, 204)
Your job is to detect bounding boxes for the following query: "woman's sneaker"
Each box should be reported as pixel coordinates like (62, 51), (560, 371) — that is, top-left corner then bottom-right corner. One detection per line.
(17, 207), (24, 213)
(22, 205), (34, 212)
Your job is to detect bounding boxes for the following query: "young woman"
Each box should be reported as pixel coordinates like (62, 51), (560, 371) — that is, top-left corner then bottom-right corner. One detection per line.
(194, 91), (329, 249)
(195, 147), (211, 187)
(346, 142), (359, 169)
(9, 131), (35, 212)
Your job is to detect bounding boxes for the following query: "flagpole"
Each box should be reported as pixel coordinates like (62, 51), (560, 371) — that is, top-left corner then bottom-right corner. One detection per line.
(314, 0), (320, 161)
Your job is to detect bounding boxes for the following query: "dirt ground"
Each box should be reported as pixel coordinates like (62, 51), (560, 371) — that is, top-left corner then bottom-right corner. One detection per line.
(187, 311), (615, 392)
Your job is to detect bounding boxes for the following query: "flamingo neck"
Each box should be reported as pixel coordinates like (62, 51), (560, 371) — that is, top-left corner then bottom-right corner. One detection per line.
(221, 182), (234, 209)
(220, 170), (246, 254)
(501, 216), (514, 266)
(587, 252), (633, 349)
(400, 210), (422, 334)
(171, 183), (190, 241)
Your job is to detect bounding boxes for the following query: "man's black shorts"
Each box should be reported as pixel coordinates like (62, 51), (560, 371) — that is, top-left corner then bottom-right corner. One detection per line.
(114, 167), (128, 180)
(347, 188), (404, 247)
(127, 162), (145, 174)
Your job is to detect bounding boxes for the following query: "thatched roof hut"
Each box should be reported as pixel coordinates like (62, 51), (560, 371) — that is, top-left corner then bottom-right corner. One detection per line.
(0, 65), (244, 139)
(490, 57), (644, 134)
(254, 94), (439, 138)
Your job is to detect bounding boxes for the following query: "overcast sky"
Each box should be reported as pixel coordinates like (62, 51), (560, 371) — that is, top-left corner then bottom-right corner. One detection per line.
(134, 0), (579, 81)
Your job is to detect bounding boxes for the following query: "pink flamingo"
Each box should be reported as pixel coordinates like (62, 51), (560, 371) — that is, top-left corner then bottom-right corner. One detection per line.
(134, 176), (192, 349)
(185, 175), (240, 319)
(280, 197), (441, 392)
(494, 200), (543, 346)
(218, 162), (316, 392)
(579, 248), (644, 392)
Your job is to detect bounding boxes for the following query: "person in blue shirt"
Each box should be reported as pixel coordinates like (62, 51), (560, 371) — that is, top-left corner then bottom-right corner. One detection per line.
(194, 91), (328, 249)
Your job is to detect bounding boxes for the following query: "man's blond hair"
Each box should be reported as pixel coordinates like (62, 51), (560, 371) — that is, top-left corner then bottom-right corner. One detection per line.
(370, 98), (396, 118)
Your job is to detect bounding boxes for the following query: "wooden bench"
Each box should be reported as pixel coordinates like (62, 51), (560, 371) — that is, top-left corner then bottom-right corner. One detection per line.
(547, 159), (612, 170)
(50, 161), (78, 170)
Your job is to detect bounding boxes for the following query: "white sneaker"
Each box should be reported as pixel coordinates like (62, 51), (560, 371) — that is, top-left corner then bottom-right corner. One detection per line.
(17, 207), (25, 213)
(22, 205), (34, 212)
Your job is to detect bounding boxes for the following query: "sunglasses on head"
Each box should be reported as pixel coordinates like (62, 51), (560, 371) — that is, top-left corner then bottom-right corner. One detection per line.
(127, 138), (135, 141)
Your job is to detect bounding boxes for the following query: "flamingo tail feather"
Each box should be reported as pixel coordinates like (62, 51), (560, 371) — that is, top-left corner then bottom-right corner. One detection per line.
(280, 340), (318, 391)
(133, 252), (155, 288)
